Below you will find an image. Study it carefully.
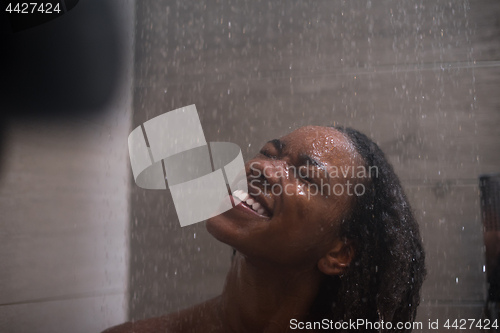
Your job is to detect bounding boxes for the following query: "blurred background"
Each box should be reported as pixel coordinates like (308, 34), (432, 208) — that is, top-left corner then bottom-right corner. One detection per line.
(1, 0), (500, 332)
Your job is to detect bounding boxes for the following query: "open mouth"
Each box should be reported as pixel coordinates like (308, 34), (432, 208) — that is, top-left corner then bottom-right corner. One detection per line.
(232, 189), (272, 219)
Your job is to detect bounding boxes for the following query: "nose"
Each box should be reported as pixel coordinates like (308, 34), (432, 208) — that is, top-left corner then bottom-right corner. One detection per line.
(246, 159), (289, 188)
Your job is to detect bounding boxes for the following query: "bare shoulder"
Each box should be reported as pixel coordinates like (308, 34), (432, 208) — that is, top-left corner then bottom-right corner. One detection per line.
(101, 297), (222, 333)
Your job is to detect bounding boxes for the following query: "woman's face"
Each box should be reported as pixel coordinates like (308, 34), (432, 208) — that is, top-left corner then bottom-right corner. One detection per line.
(206, 126), (363, 269)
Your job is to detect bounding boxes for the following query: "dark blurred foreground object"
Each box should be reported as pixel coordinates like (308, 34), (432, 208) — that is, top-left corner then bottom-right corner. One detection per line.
(480, 173), (500, 331)
(0, 0), (122, 117)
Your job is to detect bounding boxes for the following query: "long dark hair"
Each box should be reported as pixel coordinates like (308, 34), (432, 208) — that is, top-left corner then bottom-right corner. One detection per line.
(312, 126), (426, 332)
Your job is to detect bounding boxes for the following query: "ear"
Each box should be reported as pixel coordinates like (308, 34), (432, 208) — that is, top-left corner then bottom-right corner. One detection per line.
(317, 239), (355, 276)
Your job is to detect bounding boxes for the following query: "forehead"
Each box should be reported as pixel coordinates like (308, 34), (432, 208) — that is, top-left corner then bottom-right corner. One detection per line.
(279, 126), (360, 167)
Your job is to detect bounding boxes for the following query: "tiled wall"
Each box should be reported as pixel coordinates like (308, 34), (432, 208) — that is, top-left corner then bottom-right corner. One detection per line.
(0, 1), (135, 332)
(131, 1), (500, 331)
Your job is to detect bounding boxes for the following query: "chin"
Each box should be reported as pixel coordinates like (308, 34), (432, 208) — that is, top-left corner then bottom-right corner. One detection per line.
(206, 214), (237, 246)
(206, 212), (258, 254)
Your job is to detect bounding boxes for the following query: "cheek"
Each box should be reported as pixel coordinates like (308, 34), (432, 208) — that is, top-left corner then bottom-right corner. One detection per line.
(282, 182), (335, 223)
(281, 181), (317, 218)
(282, 192), (345, 246)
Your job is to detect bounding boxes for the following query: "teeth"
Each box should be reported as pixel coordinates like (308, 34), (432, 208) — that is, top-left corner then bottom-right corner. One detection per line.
(232, 189), (268, 216)
(233, 190), (248, 201)
(232, 190), (243, 203)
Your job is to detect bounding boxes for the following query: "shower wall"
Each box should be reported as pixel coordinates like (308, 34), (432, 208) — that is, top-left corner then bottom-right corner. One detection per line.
(131, 0), (500, 330)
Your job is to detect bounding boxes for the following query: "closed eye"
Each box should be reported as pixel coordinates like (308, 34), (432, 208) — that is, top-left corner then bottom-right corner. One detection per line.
(300, 175), (313, 183)
(297, 165), (316, 183)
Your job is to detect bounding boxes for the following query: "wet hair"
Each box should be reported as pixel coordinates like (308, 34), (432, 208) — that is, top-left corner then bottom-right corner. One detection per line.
(311, 126), (426, 332)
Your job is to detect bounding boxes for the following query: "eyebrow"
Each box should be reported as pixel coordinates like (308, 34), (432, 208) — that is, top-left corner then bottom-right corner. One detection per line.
(267, 139), (284, 154)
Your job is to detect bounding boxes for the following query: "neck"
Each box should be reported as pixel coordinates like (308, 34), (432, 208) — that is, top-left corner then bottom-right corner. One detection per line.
(216, 252), (325, 333)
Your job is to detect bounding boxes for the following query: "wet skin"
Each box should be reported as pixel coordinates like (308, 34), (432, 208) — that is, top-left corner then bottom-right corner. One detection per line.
(207, 125), (363, 270)
(103, 126), (363, 333)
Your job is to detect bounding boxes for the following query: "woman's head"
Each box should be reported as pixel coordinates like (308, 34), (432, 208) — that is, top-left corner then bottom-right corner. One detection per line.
(207, 126), (363, 269)
(206, 125), (426, 329)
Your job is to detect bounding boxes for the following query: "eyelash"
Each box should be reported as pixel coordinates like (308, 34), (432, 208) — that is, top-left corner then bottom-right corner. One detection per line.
(300, 176), (312, 183)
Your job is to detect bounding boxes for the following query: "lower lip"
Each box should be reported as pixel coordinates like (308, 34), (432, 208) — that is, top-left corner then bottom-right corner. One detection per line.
(232, 196), (271, 219)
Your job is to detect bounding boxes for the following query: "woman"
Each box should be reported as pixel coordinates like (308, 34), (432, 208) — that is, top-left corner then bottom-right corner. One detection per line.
(105, 125), (426, 332)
